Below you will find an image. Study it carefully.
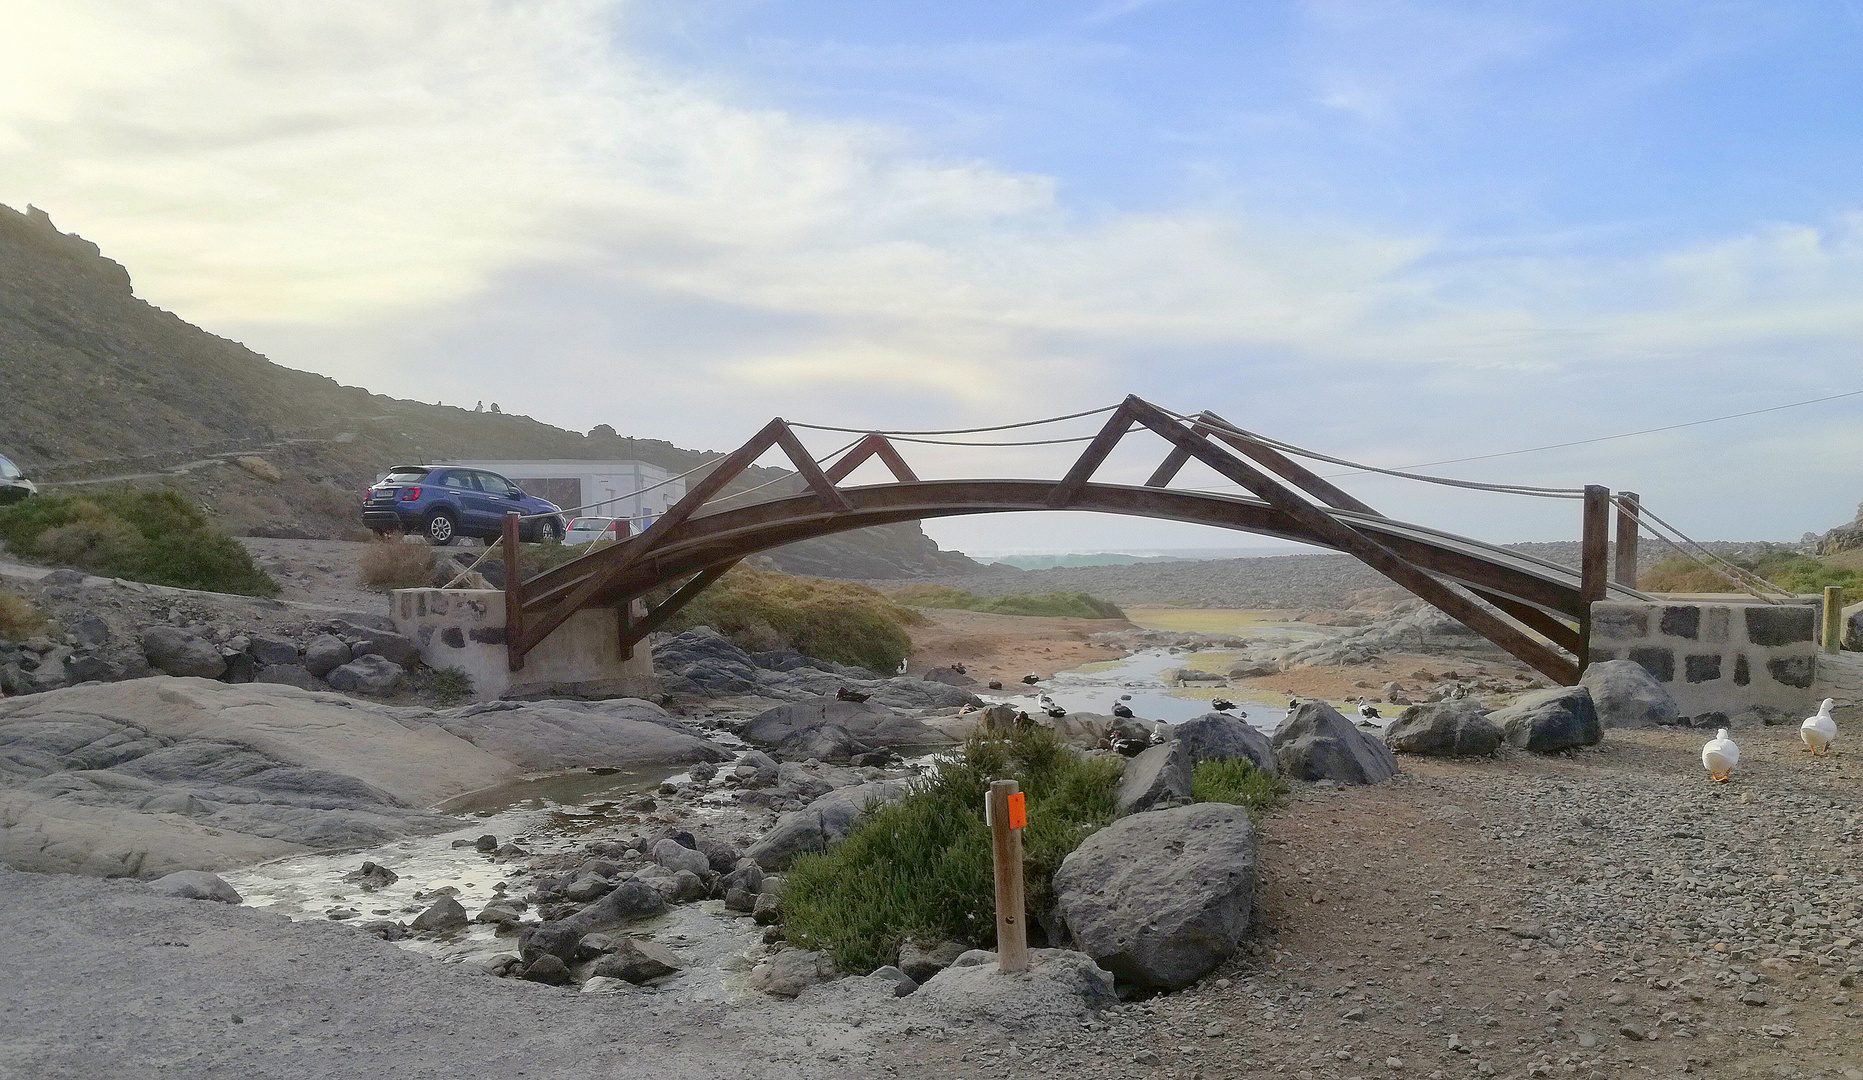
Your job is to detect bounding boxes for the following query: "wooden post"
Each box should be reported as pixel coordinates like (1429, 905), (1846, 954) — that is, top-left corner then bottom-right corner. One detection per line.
(1823, 586), (1845, 653)
(987, 779), (1029, 973)
(1613, 491), (1640, 589)
(503, 512), (524, 672)
(1578, 485), (1611, 674)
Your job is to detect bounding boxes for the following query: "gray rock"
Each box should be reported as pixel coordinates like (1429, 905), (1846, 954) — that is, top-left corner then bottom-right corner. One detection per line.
(301, 634), (352, 678)
(1115, 739), (1194, 814)
(1493, 686), (1601, 753)
(148, 870), (242, 904)
(1579, 659), (1679, 728)
(520, 954), (573, 985)
(912, 948), (1117, 1022)
(410, 895), (469, 932)
(342, 861), (399, 888)
(897, 940), (968, 983)
(71, 615), (110, 648)
(744, 779), (915, 870)
(1169, 712), (1278, 774)
(252, 664), (324, 691)
(867, 965), (918, 997)
(246, 634), (299, 667)
(1272, 700), (1399, 784)
(1053, 802), (1256, 990)
(324, 655), (403, 696)
(664, 869), (708, 904)
(139, 627), (226, 679)
(561, 880), (665, 933)
(744, 699), (943, 751)
(475, 902), (523, 927)
(40, 569), (86, 586)
(65, 654), (120, 685)
(750, 948), (835, 997)
(771, 723), (873, 763)
(331, 620), (416, 666)
(589, 938), (682, 983)
(753, 890), (783, 925)
(563, 875), (612, 902)
(653, 629), (762, 696)
(651, 838), (711, 877)
(424, 699), (732, 772)
(1227, 658), (1279, 678)
(518, 922), (584, 965)
(1382, 701), (1503, 757)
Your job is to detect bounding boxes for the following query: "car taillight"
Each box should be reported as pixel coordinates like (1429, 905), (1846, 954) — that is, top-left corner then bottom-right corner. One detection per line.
(400, 486), (421, 500)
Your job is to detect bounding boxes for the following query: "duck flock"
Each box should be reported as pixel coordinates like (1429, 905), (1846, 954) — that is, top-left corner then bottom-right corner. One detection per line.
(1699, 697), (1839, 782)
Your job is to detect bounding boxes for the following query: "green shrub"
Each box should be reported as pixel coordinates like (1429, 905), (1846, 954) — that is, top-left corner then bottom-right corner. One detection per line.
(664, 565), (924, 674)
(1643, 552), (1863, 594)
(0, 590), (43, 641)
(780, 727), (1122, 972)
(407, 665), (474, 705)
(0, 490), (278, 597)
(889, 583), (1124, 620)
(1191, 758), (1283, 814)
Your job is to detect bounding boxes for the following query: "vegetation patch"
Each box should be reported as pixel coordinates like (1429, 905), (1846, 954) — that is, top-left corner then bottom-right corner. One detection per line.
(1191, 758), (1283, 815)
(780, 727), (1122, 973)
(358, 540), (440, 592)
(0, 490), (278, 597)
(405, 664), (475, 706)
(1643, 552), (1863, 594)
(0, 590), (44, 641)
(889, 583), (1125, 620)
(665, 565), (924, 674)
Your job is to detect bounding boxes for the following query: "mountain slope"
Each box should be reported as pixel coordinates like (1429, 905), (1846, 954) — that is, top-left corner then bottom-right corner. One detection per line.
(0, 203), (978, 578)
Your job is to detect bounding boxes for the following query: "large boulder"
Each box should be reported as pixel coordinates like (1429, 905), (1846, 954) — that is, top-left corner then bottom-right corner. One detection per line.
(1579, 659), (1679, 728)
(1053, 802), (1256, 991)
(148, 870), (242, 903)
(1169, 712), (1277, 775)
(1492, 686), (1601, 753)
(300, 634), (352, 678)
(138, 628), (225, 680)
(419, 699), (733, 771)
(652, 629), (761, 696)
(1271, 701), (1399, 784)
(912, 949), (1117, 1024)
(771, 724), (871, 763)
(1114, 740), (1193, 815)
(744, 779), (915, 870)
(561, 880), (666, 933)
(744, 699), (946, 751)
(1381, 701), (1503, 757)
(324, 655), (403, 697)
(330, 620), (416, 667)
(749, 948), (836, 998)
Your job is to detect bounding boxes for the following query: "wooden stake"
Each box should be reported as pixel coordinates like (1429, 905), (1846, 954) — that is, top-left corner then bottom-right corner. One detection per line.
(503, 512), (524, 672)
(1578, 486), (1610, 674)
(1823, 586), (1845, 653)
(987, 779), (1029, 974)
(1614, 491), (1640, 589)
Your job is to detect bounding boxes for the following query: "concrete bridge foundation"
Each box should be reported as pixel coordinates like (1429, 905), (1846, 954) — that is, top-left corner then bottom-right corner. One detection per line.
(391, 588), (658, 701)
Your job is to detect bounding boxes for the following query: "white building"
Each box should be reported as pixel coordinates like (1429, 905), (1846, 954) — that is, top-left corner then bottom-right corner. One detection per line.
(442, 459), (687, 532)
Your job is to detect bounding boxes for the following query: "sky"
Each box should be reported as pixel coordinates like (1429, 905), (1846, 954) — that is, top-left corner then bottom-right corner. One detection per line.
(3, 0), (1860, 557)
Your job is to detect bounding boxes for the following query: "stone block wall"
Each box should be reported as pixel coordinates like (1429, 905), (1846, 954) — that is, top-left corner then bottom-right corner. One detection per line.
(392, 588), (657, 701)
(1588, 600), (1820, 719)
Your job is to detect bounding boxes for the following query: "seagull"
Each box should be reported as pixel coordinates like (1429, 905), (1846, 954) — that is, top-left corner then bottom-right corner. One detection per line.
(1286, 697), (1301, 710)
(1043, 703), (1067, 719)
(1701, 728), (1739, 783)
(1107, 733), (1149, 757)
(1148, 721), (1172, 745)
(1801, 697), (1838, 755)
(1111, 702), (1135, 719)
(836, 686), (870, 703)
(1210, 698), (1237, 712)
(1021, 673), (1041, 685)
(1357, 702), (1382, 720)
(951, 662), (967, 675)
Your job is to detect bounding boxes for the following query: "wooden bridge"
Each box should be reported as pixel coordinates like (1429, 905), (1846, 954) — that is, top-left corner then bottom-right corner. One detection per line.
(498, 395), (1650, 685)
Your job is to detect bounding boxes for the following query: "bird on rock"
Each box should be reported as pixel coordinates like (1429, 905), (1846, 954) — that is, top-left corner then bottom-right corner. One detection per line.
(1286, 697), (1301, 710)
(950, 662), (967, 675)
(1801, 697), (1838, 755)
(1021, 673), (1041, 685)
(986, 680), (1003, 690)
(1701, 728), (1740, 783)
(1357, 702), (1381, 720)
(836, 686), (870, 703)
(1210, 698), (1237, 712)
(1111, 702), (1135, 719)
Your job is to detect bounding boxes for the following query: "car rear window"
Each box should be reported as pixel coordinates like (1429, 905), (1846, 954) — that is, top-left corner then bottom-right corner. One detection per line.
(381, 469), (428, 484)
(0, 456), (19, 480)
(569, 518), (612, 530)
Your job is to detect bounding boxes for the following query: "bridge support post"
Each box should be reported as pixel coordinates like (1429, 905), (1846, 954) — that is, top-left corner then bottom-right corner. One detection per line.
(1614, 491), (1640, 589)
(504, 512), (524, 672)
(1578, 486), (1611, 673)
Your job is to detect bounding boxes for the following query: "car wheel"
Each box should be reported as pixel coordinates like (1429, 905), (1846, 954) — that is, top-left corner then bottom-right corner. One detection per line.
(538, 518), (563, 544)
(424, 511), (458, 546)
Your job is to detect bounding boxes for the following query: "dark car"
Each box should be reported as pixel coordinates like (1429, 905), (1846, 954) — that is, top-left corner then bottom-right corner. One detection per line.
(362, 465), (566, 546)
(0, 455), (35, 504)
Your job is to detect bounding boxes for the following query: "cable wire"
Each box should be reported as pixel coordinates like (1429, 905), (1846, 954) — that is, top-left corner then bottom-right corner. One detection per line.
(787, 404), (1118, 437)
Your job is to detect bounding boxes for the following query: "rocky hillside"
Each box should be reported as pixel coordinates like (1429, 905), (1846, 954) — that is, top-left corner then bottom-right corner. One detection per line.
(1815, 502), (1863, 556)
(0, 203), (977, 579)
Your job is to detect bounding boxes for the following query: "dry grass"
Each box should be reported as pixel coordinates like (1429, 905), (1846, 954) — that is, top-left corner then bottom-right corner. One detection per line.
(0, 590), (44, 641)
(667, 565), (924, 673)
(358, 539), (438, 592)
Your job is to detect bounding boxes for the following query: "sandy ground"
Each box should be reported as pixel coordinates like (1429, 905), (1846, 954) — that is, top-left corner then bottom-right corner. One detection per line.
(237, 536), (406, 614)
(904, 606), (1130, 686)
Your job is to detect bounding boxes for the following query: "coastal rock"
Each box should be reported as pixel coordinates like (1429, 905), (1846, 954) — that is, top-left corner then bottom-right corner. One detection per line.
(561, 880), (665, 933)
(1493, 686), (1601, 753)
(324, 655), (403, 697)
(653, 629), (761, 696)
(590, 938), (682, 983)
(421, 699), (733, 772)
(745, 780), (915, 870)
(520, 954), (573, 985)
(650, 838), (711, 877)
(1579, 659), (1679, 728)
(148, 870), (242, 904)
(1382, 701), (1503, 757)
(912, 948), (1117, 1023)
(301, 634), (352, 678)
(138, 627), (225, 679)
(330, 620), (416, 667)
(1115, 740), (1194, 815)
(1053, 802), (1256, 991)
(1169, 712), (1278, 775)
(342, 861), (399, 889)
(246, 634), (299, 667)
(251, 664), (323, 691)
(744, 699), (946, 751)
(518, 922), (584, 965)
(897, 940), (969, 983)
(410, 895), (469, 932)
(1271, 701), (1399, 784)
(750, 948), (835, 998)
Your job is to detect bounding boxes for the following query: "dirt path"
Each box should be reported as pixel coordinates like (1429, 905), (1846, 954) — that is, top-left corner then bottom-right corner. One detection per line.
(904, 606), (1130, 686)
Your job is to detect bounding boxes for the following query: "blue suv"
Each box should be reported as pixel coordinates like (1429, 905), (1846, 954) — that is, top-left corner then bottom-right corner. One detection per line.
(362, 465), (566, 546)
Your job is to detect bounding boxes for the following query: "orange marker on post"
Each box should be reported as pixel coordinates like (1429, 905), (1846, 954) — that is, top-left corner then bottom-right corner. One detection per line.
(987, 780), (1030, 973)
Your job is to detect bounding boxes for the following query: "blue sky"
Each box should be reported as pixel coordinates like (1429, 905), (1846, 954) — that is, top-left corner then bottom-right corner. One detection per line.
(2, 1), (1859, 555)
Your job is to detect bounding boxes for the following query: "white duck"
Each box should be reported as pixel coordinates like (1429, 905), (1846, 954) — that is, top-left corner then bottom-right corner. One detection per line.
(1801, 697), (1838, 755)
(1701, 728), (1739, 783)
